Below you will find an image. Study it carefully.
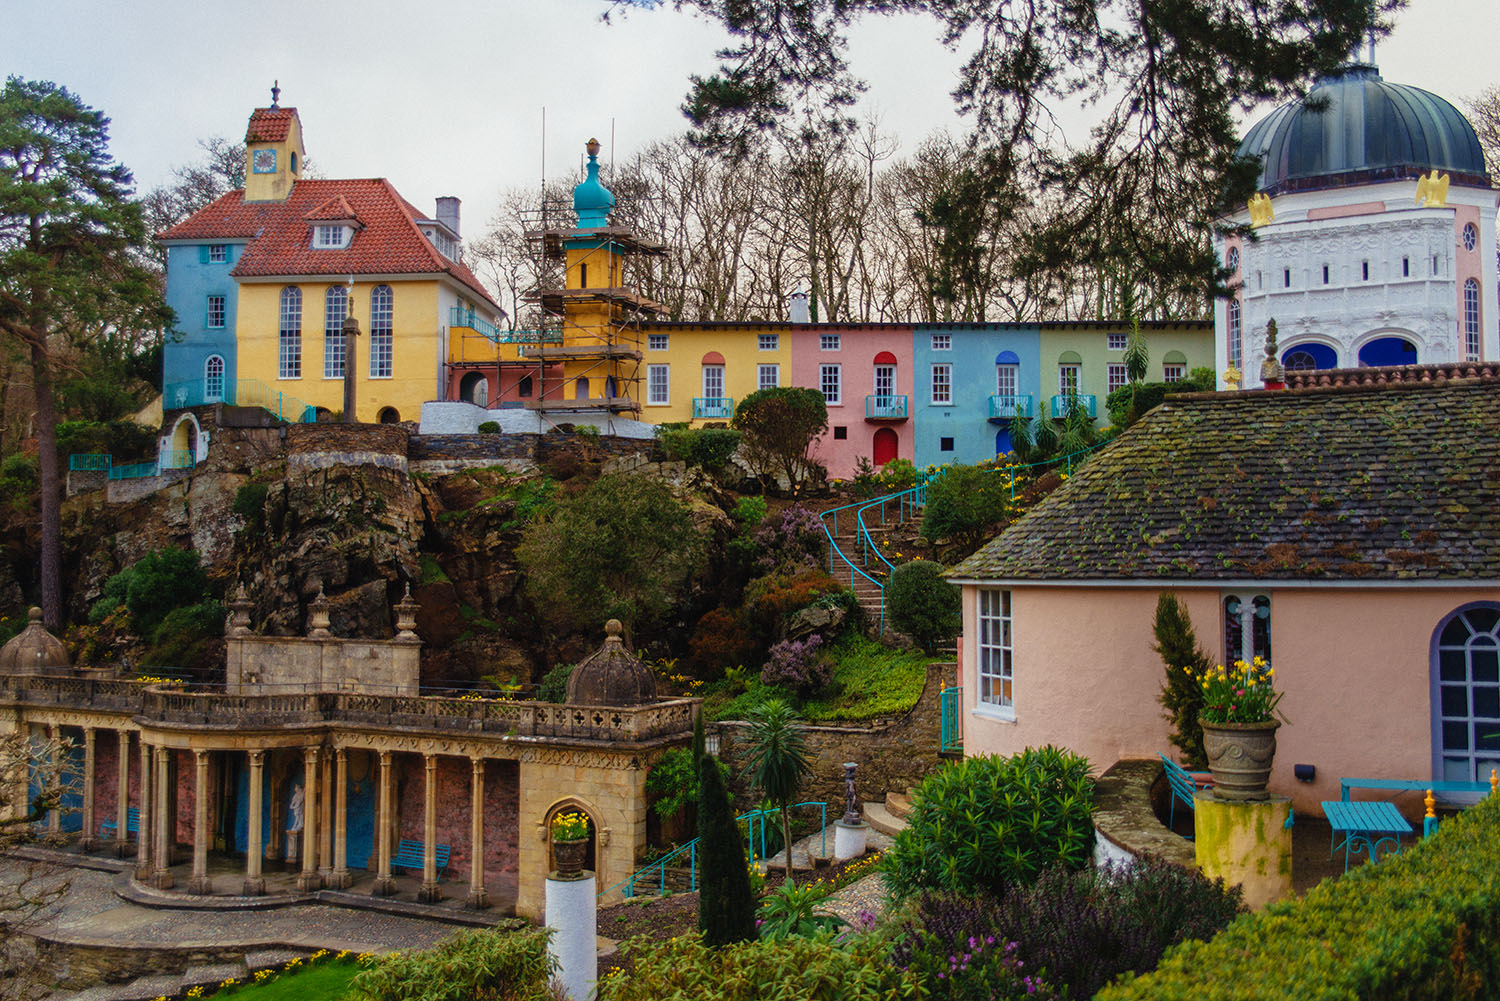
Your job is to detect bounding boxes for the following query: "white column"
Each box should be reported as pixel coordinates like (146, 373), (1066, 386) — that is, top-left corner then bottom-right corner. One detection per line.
(373, 750), (396, 896)
(546, 873), (598, 1001)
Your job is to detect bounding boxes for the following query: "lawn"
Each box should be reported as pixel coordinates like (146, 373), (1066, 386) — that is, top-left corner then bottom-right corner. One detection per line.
(699, 634), (934, 722)
(219, 961), (362, 1000)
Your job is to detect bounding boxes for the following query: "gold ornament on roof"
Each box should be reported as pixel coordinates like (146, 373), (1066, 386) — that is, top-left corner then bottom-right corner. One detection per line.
(1415, 170), (1450, 207)
(1247, 193), (1275, 228)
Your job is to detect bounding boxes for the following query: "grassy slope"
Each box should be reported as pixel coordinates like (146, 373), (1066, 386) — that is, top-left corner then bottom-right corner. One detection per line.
(700, 634), (933, 722)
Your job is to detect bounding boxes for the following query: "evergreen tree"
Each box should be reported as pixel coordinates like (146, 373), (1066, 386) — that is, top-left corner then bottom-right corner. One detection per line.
(691, 708), (706, 766)
(1154, 593), (1212, 768)
(696, 750), (757, 947)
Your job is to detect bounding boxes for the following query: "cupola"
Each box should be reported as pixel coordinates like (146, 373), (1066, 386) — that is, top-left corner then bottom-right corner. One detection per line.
(0, 607), (70, 676)
(243, 81), (307, 203)
(572, 138), (615, 229)
(564, 620), (657, 706)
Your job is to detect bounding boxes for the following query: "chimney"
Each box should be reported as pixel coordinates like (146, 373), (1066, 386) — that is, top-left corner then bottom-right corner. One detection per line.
(789, 291), (810, 324)
(435, 196), (461, 238)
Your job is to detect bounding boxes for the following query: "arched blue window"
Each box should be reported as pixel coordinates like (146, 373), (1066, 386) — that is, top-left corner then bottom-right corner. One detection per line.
(1282, 343), (1337, 371)
(1357, 337), (1417, 368)
(369, 285), (393, 378)
(278, 287), (302, 379)
(204, 355), (225, 403)
(1434, 604), (1500, 783)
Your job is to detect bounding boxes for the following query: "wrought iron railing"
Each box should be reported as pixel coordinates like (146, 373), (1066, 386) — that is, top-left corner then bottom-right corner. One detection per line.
(108, 461), (160, 481)
(1050, 393), (1097, 418)
(988, 394), (1032, 419)
(449, 306), (562, 344)
(68, 454), (111, 472)
(159, 449), (195, 470)
(940, 686), (963, 753)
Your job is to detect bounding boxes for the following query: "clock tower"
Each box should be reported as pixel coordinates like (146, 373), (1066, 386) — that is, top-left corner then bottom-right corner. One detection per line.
(243, 82), (306, 203)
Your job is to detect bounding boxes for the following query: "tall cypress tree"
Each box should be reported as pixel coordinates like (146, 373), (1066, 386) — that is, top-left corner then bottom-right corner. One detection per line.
(696, 751), (757, 947)
(1154, 593), (1212, 768)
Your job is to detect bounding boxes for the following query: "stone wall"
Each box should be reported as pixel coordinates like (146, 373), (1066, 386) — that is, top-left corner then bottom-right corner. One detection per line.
(712, 660), (956, 810)
(30, 938), (258, 994)
(226, 635), (421, 695)
(391, 754), (520, 894)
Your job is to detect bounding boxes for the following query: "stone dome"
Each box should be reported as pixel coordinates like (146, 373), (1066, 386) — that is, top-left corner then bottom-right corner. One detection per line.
(572, 138), (615, 229)
(0, 607), (70, 675)
(565, 620), (656, 707)
(1237, 64), (1490, 196)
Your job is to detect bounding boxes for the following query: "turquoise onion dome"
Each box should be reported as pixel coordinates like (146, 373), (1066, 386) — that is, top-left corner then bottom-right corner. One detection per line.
(573, 138), (615, 228)
(1237, 64), (1490, 196)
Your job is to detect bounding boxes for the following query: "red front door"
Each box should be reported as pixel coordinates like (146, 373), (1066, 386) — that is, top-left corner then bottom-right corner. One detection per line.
(873, 427), (898, 467)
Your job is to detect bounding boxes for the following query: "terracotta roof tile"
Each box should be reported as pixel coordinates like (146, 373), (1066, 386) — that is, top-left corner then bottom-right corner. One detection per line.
(156, 178), (497, 309)
(304, 195), (359, 222)
(951, 375), (1500, 583)
(245, 107), (296, 143)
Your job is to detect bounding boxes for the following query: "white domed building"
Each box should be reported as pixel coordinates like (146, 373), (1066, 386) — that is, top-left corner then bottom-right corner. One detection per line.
(1216, 59), (1496, 387)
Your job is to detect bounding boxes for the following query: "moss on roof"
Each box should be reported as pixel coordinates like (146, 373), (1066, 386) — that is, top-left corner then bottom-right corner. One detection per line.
(950, 378), (1500, 582)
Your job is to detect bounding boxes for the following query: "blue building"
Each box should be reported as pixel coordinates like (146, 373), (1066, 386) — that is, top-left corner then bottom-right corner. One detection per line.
(161, 241), (243, 408)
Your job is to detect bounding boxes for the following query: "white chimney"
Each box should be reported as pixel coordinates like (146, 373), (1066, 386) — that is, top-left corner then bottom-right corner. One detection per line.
(789, 291), (810, 324)
(435, 196), (461, 237)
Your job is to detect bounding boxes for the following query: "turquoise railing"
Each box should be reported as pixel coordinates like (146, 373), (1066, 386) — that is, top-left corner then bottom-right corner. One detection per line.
(940, 686), (963, 753)
(600, 801), (828, 900)
(159, 449), (195, 470)
(864, 395), (909, 419)
(68, 454), (111, 472)
(108, 461), (159, 481)
(1050, 393), (1097, 418)
(988, 394), (1032, 419)
(693, 397), (734, 419)
(449, 306), (561, 344)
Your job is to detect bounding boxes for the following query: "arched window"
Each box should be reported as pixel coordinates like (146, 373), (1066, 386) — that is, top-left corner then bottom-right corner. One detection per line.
(324, 286), (348, 378)
(1464, 278), (1481, 362)
(1434, 605), (1500, 783)
(278, 287), (302, 378)
(1227, 299), (1242, 369)
(1224, 593), (1271, 665)
(369, 285), (393, 378)
(377, 406), (399, 424)
(204, 355), (225, 402)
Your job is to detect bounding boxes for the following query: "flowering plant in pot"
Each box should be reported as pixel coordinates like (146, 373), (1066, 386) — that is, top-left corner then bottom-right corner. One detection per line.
(1187, 657), (1284, 800)
(550, 811), (591, 878)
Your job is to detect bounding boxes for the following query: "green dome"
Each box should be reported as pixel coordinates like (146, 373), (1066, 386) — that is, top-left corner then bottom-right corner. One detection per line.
(1237, 65), (1490, 196)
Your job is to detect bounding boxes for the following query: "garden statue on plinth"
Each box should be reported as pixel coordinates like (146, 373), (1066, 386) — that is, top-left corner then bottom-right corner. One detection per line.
(834, 761), (870, 861)
(285, 782), (304, 863)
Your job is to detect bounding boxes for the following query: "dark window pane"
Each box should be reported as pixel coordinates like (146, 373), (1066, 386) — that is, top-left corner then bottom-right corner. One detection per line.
(1476, 686), (1500, 720)
(1475, 650), (1499, 684)
(1444, 721), (1470, 750)
(1442, 684), (1470, 719)
(1466, 608), (1500, 635)
(1442, 616), (1473, 646)
(1441, 649), (1468, 681)
(1477, 722), (1500, 751)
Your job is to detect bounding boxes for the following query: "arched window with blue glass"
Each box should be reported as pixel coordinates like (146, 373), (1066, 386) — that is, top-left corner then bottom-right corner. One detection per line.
(1433, 604), (1500, 783)
(1282, 343), (1337, 372)
(204, 354), (225, 403)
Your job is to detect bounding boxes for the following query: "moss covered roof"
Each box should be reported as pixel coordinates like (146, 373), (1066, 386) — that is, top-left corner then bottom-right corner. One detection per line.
(950, 377), (1500, 583)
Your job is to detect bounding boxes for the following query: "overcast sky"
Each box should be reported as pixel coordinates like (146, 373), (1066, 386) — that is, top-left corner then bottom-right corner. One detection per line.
(4, 0), (1496, 238)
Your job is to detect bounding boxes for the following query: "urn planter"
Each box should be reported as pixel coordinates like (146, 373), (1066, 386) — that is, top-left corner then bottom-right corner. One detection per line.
(1200, 718), (1279, 801)
(552, 838), (589, 880)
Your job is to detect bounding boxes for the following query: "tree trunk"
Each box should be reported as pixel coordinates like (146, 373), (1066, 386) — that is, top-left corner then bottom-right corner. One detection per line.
(30, 339), (61, 630)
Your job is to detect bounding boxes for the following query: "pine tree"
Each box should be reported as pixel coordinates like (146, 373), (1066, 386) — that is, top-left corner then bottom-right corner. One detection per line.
(1154, 593), (1212, 768)
(695, 751), (757, 947)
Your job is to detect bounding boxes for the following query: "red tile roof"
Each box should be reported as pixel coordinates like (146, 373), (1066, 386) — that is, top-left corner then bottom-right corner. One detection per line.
(304, 195), (359, 222)
(156, 178), (498, 308)
(245, 107), (296, 143)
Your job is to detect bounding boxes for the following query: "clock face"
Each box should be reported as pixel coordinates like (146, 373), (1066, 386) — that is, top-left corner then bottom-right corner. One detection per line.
(252, 149), (277, 174)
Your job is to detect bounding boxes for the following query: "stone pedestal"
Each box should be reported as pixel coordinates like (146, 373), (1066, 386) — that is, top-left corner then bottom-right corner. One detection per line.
(546, 872), (597, 1001)
(833, 819), (869, 861)
(1194, 791), (1292, 910)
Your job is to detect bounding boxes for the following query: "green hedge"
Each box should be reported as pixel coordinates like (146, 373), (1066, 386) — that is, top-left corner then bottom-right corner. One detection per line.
(1098, 792), (1500, 1000)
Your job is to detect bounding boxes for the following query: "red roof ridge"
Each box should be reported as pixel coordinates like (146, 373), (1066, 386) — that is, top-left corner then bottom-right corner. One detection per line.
(303, 194), (360, 223)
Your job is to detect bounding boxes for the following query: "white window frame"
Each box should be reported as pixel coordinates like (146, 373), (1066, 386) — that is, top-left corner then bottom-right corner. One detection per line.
(323, 286), (348, 379)
(208, 244), (228, 263)
(873, 364), (895, 398)
(930, 363), (952, 405)
(369, 284), (393, 379)
(820, 364), (842, 405)
(995, 364), (1017, 397)
(647, 364), (670, 405)
(313, 224), (350, 249)
(1463, 223), (1478, 253)
(1163, 364), (1185, 383)
(1223, 591), (1271, 666)
(820, 333), (841, 351)
(204, 355), (225, 403)
(1107, 363), (1128, 394)
(701, 364), (725, 401)
(1227, 299), (1242, 369)
(931, 333), (952, 351)
(977, 588), (1014, 716)
(758, 333), (779, 351)
(757, 364), (780, 390)
(1058, 364), (1080, 395)
(1464, 279), (1481, 362)
(206, 294), (226, 329)
(278, 286), (301, 380)
(1106, 332), (1127, 351)
(648, 333), (669, 351)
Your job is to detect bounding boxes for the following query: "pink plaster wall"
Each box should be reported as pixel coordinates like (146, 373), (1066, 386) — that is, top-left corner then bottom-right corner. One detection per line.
(961, 584), (1500, 818)
(93, 732), (120, 834)
(1455, 203), (1484, 354)
(792, 325), (916, 479)
(393, 754), (519, 889)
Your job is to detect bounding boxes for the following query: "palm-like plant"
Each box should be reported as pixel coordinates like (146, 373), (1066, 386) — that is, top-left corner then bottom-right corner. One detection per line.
(744, 699), (813, 882)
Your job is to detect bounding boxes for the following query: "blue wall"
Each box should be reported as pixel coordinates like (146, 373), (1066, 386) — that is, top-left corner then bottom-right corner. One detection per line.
(162, 242), (241, 398)
(912, 324), (1041, 468)
(231, 755), (376, 869)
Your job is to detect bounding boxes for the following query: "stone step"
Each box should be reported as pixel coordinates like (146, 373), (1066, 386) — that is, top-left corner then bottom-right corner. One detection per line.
(885, 790), (912, 819)
(64, 973), (183, 1001)
(245, 948), (309, 971)
(182, 962), (247, 992)
(861, 800), (907, 838)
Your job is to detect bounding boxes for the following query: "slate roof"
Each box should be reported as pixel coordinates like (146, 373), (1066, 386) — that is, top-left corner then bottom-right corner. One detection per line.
(950, 372), (1500, 583)
(157, 179), (498, 308)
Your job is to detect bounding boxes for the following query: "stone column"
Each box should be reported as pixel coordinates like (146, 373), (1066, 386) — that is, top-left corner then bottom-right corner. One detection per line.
(151, 746), (173, 889)
(46, 725), (61, 839)
(135, 738), (152, 879)
(79, 727), (97, 852)
(244, 750), (265, 896)
(297, 746), (321, 891)
(115, 730), (131, 857)
(467, 757), (488, 909)
(331, 747), (350, 889)
(418, 753), (440, 902)
(318, 751), (334, 884)
(372, 750), (396, 896)
(188, 750), (212, 894)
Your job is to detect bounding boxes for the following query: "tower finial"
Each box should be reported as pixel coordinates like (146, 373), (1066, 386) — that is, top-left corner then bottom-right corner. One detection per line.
(271, 80), (281, 109)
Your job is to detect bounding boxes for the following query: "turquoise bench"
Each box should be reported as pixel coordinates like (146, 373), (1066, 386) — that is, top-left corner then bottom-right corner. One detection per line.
(98, 807), (140, 839)
(1159, 755), (1213, 837)
(392, 837), (450, 876)
(1339, 776), (1493, 801)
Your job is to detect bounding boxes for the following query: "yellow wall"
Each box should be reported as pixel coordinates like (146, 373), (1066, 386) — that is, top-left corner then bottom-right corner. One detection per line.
(640, 325), (792, 424)
(559, 242), (641, 400)
(236, 279), (441, 423)
(244, 116), (305, 204)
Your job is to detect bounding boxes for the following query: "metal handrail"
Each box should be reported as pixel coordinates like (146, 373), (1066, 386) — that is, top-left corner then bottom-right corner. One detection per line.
(67, 454), (111, 472)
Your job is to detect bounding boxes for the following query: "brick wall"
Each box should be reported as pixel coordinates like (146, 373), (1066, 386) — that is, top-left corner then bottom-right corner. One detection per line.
(392, 753), (519, 891)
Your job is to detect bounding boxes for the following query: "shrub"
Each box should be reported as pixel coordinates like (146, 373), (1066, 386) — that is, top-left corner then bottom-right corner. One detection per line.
(886, 560), (960, 653)
(752, 505), (827, 576)
(892, 901), (1057, 1001)
(743, 570), (845, 639)
(697, 748), (758, 947)
(232, 481), (269, 536)
(761, 635), (832, 695)
(1097, 791), (1500, 1001)
(142, 600), (224, 669)
(646, 746), (730, 820)
(756, 880), (845, 939)
(1104, 369), (1214, 427)
(878, 457), (917, 493)
(688, 607), (757, 677)
(92, 546), (209, 636)
(537, 662), (573, 703)
(1154, 593), (1212, 768)
(731, 386), (828, 496)
(55, 419), (157, 463)
(733, 495), (767, 527)
(599, 927), (919, 1000)
(882, 747), (1095, 899)
(658, 426), (743, 471)
(0, 454), (37, 512)
(348, 926), (554, 1001)
(920, 464), (1016, 553)
(477, 420), (501, 434)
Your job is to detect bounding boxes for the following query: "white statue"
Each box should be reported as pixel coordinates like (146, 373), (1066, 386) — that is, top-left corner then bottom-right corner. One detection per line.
(287, 782), (305, 833)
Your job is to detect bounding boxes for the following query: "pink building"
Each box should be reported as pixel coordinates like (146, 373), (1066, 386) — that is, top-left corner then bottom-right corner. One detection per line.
(791, 324), (916, 479)
(948, 366), (1500, 818)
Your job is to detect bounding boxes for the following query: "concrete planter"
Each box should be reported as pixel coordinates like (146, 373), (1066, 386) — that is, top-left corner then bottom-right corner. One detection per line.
(1200, 718), (1279, 801)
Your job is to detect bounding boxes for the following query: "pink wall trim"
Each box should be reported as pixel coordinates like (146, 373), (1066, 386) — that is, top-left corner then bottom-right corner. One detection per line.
(1454, 204), (1484, 357)
(1305, 201), (1386, 221)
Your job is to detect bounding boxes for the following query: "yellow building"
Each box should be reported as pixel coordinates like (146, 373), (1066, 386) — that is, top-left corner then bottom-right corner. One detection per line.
(159, 91), (502, 424)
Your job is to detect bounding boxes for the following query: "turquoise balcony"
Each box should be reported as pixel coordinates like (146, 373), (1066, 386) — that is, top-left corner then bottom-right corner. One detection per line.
(987, 394), (1032, 421)
(1050, 393), (1097, 419)
(449, 306), (561, 346)
(864, 395), (909, 421)
(693, 397), (734, 419)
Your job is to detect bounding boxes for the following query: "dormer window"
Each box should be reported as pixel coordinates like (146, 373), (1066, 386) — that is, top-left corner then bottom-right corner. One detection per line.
(422, 226), (459, 261)
(313, 224), (351, 249)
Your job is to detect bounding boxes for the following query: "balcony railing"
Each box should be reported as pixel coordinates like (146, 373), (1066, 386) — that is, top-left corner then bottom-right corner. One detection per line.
(864, 395), (909, 420)
(68, 454), (112, 472)
(1050, 393), (1097, 419)
(693, 397), (734, 419)
(449, 306), (562, 345)
(159, 449), (195, 471)
(988, 394), (1032, 419)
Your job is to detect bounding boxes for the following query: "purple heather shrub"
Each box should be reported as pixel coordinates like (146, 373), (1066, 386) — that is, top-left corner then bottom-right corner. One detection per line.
(753, 505), (827, 575)
(761, 634), (831, 695)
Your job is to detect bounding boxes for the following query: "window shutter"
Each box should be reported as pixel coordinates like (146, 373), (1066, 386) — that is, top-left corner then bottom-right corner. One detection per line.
(198, 245), (210, 264)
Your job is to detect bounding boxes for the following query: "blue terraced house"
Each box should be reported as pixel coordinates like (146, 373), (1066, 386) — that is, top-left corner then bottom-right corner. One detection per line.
(913, 323), (1042, 469)
(161, 240), (243, 409)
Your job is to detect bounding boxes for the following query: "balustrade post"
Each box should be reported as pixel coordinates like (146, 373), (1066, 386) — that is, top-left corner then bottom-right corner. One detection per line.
(189, 750), (212, 894)
(244, 750), (265, 895)
(79, 727), (96, 851)
(418, 753), (440, 902)
(372, 750), (396, 896)
(467, 757), (488, 909)
(115, 730), (131, 857)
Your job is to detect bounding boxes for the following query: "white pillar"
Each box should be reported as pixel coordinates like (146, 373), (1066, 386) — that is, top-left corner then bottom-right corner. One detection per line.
(546, 873), (598, 1001)
(373, 750), (396, 896)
